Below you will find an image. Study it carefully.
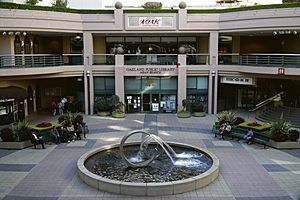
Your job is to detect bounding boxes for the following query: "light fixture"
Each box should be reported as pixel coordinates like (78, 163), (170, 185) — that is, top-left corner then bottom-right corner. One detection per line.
(15, 32), (20, 35)
(23, 32), (27, 36)
(2, 32), (7, 36)
(273, 30), (298, 36)
(8, 32), (14, 36)
(75, 35), (81, 40)
(77, 77), (83, 82)
(86, 70), (90, 77)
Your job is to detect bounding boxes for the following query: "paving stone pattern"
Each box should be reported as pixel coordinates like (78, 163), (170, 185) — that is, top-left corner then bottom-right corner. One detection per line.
(0, 113), (299, 200)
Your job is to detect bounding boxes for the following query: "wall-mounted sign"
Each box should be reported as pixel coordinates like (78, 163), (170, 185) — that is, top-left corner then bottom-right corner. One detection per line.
(128, 16), (173, 28)
(125, 66), (177, 76)
(0, 98), (15, 103)
(221, 76), (255, 85)
(278, 68), (285, 75)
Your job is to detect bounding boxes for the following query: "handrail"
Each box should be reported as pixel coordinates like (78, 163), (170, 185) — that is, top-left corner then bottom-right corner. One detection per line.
(249, 92), (284, 112)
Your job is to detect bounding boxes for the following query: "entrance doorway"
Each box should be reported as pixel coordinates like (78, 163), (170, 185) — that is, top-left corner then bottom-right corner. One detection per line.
(142, 94), (160, 112)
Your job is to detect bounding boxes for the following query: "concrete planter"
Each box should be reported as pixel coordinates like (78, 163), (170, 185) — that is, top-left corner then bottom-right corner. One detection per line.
(268, 140), (300, 149)
(0, 140), (32, 149)
(97, 112), (110, 117)
(192, 112), (206, 117)
(112, 112), (125, 118)
(177, 111), (191, 118)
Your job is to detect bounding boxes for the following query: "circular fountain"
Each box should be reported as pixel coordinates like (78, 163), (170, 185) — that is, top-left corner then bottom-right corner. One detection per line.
(77, 130), (219, 196)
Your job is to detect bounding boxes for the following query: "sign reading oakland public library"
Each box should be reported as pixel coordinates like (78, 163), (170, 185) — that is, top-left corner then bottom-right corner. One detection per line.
(128, 16), (173, 28)
(125, 66), (178, 76)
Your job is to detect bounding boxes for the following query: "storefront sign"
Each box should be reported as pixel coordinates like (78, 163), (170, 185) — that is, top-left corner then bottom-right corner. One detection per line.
(125, 66), (177, 76)
(221, 77), (255, 85)
(128, 16), (173, 28)
(278, 68), (285, 75)
(0, 98), (15, 103)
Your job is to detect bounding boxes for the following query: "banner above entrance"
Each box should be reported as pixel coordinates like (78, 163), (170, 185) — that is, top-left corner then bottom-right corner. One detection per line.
(220, 76), (256, 85)
(126, 15), (176, 30)
(125, 66), (178, 76)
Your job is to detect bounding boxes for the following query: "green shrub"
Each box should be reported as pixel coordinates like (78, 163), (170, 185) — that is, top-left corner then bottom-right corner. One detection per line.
(95, 99), (110, 112)
(270, 113), (291, 142)
(0, 127), (15, 142)
(191, 101), (204, 112)
(216, 110), (236, 125)
(11, 120), (31, 142)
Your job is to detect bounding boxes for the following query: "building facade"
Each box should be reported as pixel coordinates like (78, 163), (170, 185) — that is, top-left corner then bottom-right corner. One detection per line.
(0, 3), (300, 122)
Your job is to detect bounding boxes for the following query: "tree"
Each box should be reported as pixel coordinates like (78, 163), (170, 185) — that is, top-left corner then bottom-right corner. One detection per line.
(51, 0), (68, 8)
(283, 0), (300, 2)
(26, 0), (42, 6)
(142, 2), (162, 9)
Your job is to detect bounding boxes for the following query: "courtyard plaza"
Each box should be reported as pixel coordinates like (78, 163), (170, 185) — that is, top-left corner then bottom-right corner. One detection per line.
(0, 112), (300, 200)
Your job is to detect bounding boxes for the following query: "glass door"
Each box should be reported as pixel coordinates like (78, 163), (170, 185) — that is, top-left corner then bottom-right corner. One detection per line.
(142, 94), (151, 112)
(126, 94), (141, 113)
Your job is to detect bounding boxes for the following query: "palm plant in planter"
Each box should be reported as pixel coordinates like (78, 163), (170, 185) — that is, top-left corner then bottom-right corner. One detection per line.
(11, 120), (32, 142)
(177, 99), (191, 118)
(191, 101), (205, 117)
(96, 99), (111, 116)
(110, 95), (125, 118)
(270, 113), (291, 142)
(216, 110), (236, 126)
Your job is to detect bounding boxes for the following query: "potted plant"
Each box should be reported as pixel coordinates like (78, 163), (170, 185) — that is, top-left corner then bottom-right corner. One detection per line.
(216, 110), (236, 126)
(288, 129), (299, 142)
(0, 127), (15, 142)
(0, 121), (33, 149)
(112, 101), (125, 118)
(96, 99), (111, 116)
(11, 120), (32, 142)
(177, 99), (191, 118)
(270, 113), (291, 142)
(191, 101), (205, 117)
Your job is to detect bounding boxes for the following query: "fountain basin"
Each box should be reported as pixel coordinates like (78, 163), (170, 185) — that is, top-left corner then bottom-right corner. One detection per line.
(77, 142), (219, 196)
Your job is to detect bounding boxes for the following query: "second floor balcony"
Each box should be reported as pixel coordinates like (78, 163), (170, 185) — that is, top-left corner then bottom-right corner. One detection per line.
(219, 54), (300, 68)
(1, 53), (300, 70)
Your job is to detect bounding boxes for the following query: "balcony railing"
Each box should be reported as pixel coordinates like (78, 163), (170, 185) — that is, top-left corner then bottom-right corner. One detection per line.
(219, 53), (300, 68)
(124, 54), (178, 65)
(93, 54), (115, 65)
(186, 54), (209, 65)
(0, 54), (83, 69)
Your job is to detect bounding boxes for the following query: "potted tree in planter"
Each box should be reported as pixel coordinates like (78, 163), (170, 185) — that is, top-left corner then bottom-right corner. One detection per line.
(110, 95), (125, 118)
(96, 99), (111, 116)
(0, 121), (33, 149)
(270, 113), (291, 142)
(177, 99), (191, 118)
(191, 101), (205, 117)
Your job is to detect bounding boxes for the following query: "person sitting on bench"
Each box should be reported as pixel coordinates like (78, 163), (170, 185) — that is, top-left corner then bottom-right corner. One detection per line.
(30, 131), (45, 149)
(243, 128), (254, 144)
(223, 122), (232, 139)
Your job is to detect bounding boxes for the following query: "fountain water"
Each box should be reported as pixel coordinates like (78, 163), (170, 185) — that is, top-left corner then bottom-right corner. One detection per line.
(77, 130), (220, 196)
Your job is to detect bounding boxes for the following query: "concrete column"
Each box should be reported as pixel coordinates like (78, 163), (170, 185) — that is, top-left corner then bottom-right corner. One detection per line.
(208, 32), (219, 114)
(178, 9), (187, 30)
(114, 9), (123, 30)
(209, 32), (219, 66)
(208, 71), (213, 114)
(83, 32), (93, 115)
(213, 70), (219, 114)
(33, 89), (37, 112)
(232, 36), (240, 63)
(115, 55), (125, 104)
(177, 54), (187, 112)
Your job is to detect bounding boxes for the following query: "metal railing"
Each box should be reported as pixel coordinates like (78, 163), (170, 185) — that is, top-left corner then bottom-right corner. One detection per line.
(249, 92), (284, 112)
(93, 54), (115, 65)
(219, 53), (300, 68)
(124, 54), (178, 65)
(0, 54), (83, 68)
(186, 54), (209, 65)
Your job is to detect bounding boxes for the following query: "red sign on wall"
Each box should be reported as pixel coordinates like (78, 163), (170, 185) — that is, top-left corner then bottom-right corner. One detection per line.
(278, 68), (285, 75)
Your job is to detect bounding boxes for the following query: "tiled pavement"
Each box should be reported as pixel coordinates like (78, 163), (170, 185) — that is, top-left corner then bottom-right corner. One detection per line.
(0, 113), (300, 200)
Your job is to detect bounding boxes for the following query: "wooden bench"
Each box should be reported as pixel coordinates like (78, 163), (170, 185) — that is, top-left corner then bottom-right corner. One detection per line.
(211, 125), (271, 149)
(230, 127), (271, 149)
